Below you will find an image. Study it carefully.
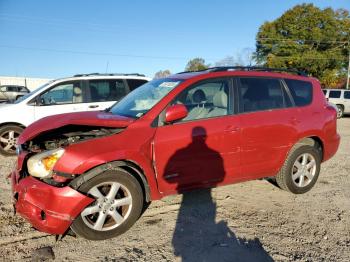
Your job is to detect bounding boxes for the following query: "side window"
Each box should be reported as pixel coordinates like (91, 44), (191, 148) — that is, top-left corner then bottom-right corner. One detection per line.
(127, 79), (148, 91)
(88, 80), (127, 102)
(344, 91), (350, 100)
(284, 79), (313, 106)
(0, 86), (6, 92)
(239, 78), (287, 113)
(40, 82), (78, 105)
(171, 79), (231, 122)
(7, 86), (18, 92)
(329, 90), (341, 99)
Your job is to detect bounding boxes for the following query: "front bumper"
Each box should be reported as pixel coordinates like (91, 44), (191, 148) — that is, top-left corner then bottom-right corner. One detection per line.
(11, 170), (93, 235)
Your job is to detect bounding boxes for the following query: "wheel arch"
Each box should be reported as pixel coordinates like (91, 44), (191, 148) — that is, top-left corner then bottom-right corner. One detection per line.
(295, 136), (324, 161)
(335, 103), (345, 109)
(0, 122), (26, 129)
(70, 160), (151, 203)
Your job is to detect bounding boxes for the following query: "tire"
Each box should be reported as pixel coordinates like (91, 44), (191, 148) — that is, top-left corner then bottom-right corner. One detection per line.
(71, 168), (144, 240)
(15, 95), (23, 101)
(336, 104), (344, 118)
(0, 125), (23, 156)
(276, 144), (321, 194)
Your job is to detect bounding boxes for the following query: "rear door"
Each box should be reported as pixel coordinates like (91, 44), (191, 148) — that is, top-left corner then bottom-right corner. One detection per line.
(238, 77), (299, 179)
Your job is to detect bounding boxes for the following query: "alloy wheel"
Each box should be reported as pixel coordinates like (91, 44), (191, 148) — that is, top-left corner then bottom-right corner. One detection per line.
(0, 130), (20, 153)
(81, 182), (133, 231)
(291, 153), (317, 188)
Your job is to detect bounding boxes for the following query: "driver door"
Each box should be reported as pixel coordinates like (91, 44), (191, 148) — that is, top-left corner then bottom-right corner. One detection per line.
(33, 81), (82, 121)
(153, 78), (241, 195)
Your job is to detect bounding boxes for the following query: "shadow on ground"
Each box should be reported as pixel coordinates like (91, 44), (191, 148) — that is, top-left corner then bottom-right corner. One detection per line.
(172, 189), (274, 262)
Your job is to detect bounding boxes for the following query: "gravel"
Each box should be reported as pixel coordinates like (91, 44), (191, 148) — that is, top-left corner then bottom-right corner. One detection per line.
(0, 118), (349, 261)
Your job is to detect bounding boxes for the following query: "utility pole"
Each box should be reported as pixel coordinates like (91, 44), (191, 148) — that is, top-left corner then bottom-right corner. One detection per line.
(347, 50), (350, 89)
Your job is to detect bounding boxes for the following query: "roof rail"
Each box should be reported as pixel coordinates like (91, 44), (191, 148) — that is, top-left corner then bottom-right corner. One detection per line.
(73, 73), (146, 77)
(178, 66), (307, 76)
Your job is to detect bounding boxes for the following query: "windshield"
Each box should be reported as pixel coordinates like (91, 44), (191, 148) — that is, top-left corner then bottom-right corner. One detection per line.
(14, 80), (54, 104)
(110, 78), (182, 118)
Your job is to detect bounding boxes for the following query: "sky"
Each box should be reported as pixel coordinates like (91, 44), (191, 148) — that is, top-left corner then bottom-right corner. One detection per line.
(0, 0), (348, 79)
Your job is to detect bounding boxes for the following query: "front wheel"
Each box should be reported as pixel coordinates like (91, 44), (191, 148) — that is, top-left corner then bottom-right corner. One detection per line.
(0, 125), (23, 156)
(71, 169), (144, 240)
(276, 145), (321, 194)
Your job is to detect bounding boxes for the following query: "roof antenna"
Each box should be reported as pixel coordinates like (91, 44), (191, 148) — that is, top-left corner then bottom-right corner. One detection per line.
(105, 61), (109, 73)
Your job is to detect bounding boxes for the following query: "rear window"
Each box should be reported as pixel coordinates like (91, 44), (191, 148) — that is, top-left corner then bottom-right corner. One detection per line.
(127, 79), (148, 91)
(329, 90), (341, 99)
(284, 79), (313, 106)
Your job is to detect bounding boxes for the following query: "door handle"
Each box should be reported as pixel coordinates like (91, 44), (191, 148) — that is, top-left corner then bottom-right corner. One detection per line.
(89, 105), (99, 109)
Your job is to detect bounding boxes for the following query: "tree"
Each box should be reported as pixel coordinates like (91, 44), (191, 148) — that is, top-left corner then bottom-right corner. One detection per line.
(215, 56), (240, 67)
(215, 49), (255, 67)
(154, 70), (171, 79)
(255, 4), (350, 86)
(185, 58), (209, 71)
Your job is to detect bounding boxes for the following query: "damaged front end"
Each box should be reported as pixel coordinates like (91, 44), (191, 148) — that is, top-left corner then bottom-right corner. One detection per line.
(19, 125), (123, 186)
(22, 125), (124, 152)
(11, 124), (124, 235)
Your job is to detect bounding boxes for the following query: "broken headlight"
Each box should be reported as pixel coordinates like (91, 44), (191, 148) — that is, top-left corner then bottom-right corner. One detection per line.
(27, 148), (65, 178)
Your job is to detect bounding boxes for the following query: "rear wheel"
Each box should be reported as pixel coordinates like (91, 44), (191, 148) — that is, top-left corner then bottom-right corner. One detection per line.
(336, 104), (344, 118)
(0, 125), (23, 156)
(71, 169), (143, 240)
(276, 144), (321, 194)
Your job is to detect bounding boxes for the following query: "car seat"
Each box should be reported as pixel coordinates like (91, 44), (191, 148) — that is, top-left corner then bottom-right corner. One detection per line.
(184, 89), (209, 120)
(73, 86), (83, 103)
(207, 91), (228, 117)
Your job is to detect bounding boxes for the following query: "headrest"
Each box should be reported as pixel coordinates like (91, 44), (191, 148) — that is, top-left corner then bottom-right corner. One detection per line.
(192, 89), (206, 103)
(213, 91), (227, 108)
(73, 86), (82, 95)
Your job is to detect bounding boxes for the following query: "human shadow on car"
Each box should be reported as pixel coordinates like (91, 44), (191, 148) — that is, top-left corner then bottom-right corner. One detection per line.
(164, 126), (273, 262)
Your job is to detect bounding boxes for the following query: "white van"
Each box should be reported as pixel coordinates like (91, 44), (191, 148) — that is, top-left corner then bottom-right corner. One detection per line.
(323, 89), (350, 118)
(0, 73), (150, 155)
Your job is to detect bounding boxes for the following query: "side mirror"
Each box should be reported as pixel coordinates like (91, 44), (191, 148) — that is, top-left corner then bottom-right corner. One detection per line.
(165, 104), (188, 123)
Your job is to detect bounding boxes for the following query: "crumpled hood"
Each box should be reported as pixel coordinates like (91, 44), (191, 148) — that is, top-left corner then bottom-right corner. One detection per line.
(19, 111), (135, 144)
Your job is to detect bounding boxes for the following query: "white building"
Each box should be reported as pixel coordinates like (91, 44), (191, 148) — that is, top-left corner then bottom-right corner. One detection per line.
(0, 76), (52, 91)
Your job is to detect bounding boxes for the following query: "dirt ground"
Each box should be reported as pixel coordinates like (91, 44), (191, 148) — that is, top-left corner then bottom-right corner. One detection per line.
(0, 119), (349, 262)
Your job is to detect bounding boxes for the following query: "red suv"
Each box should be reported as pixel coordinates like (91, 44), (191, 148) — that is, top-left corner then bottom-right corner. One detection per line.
(10, 67), (340, 240)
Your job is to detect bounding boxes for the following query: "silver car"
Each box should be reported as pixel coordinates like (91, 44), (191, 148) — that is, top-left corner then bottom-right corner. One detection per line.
(0, 85), (30, 101)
